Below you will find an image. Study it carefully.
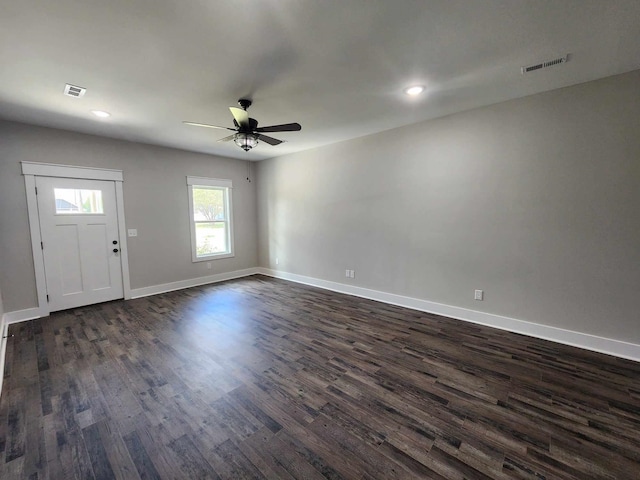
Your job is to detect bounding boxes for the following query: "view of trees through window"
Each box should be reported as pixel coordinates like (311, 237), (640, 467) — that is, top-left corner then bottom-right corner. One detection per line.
(193, 187), (224, 221)
(192, 186), (228, 256)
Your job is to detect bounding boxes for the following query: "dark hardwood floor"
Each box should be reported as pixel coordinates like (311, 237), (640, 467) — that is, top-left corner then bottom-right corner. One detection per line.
(1, 275), (639, 479)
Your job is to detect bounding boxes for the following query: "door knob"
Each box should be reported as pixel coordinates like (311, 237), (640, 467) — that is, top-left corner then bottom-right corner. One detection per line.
(113, 248), (119, 253)
(112, 240), (118, 245)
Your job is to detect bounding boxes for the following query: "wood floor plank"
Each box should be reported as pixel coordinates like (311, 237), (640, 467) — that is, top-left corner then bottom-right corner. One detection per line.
(94, 419), (140, 480)
(307, 414), (418, 480)
(82, 421), (117, 480)
(22, 379), (46, 478)
(209, 438), (269, 480)
(122, 430), (161, 480)
(4, 386), (26, 464)
(168, 433), (221, 480)
(129, 422), (189, 479)
(258, 430), (329, 480)
(60, 392), (97, 480)
(240, 427), (299, 480)
(271, 429), (349, 480)
(1, 275), (639, 479)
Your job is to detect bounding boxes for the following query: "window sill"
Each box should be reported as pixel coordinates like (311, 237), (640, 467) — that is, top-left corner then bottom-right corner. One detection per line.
(192, 252), (235, 262)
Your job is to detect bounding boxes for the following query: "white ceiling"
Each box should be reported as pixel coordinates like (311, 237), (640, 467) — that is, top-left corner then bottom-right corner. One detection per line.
(1, 0), (639, 161)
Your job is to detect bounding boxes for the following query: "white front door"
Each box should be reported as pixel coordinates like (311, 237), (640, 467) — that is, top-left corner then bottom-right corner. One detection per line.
(36, 176), (124, 312)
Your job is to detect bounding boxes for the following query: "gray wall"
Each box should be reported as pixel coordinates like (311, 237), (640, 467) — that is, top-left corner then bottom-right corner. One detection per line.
(0, 123), (258, 312)
(257, 70), (640, 344)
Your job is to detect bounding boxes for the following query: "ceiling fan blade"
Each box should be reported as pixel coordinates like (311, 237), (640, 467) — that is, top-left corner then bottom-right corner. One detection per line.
(229, 107), (250, 128)
(183, 121), (234, 130)
(257, 134), (283, 146)
(255, 123), (302, 133)
(217, 134), (236, 143)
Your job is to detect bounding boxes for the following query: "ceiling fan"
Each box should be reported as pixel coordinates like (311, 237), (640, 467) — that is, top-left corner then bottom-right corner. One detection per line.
(183, 99), (302, 151)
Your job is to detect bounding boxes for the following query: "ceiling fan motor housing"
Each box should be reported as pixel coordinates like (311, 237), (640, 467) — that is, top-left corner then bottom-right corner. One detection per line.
(238, 99), (252, 110)
(233, 117), (259, 132)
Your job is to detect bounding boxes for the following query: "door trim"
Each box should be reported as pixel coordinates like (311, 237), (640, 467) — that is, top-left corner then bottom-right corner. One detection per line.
(22, 162), (131, 317)
(22, 161), (123, 181)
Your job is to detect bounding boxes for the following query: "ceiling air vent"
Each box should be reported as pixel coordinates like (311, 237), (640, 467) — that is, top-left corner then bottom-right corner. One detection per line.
(63, 84), (86, 97)
(521, 55), (568, 74)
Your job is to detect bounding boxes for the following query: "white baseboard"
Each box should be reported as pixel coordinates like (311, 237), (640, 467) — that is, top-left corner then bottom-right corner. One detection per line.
(0, 316), (6, 398)
(257, 267), (640, 363)
(130, 267), (260, 299)
(3, 307), (42, 324)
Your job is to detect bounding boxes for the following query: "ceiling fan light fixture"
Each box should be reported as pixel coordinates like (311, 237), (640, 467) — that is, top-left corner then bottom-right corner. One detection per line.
(91, 110), (111, 118)
(404, 85), (425, 96)
(234, 132), (258, 151)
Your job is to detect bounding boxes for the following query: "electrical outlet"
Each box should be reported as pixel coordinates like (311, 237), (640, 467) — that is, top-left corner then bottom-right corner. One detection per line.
(350, 270), (355, 278)
(474, 289), (483, 301)
(207, 262), (212, 269)
(275, 257), (279, 265)
(127, 229), (137, 237)
(345, 269), (350, 278)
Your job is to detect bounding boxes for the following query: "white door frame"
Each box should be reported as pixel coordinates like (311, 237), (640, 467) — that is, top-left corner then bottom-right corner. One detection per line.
(22, 161), (132, 317)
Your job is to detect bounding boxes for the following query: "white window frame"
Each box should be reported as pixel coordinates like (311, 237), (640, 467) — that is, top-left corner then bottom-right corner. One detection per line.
(187, 176), (234, 262)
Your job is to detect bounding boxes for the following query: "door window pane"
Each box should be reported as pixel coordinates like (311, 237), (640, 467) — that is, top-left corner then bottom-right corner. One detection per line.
(54, 188), (104, 214)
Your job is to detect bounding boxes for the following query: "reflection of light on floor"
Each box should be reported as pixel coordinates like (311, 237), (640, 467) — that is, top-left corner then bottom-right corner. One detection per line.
(178, 289), (255, 356)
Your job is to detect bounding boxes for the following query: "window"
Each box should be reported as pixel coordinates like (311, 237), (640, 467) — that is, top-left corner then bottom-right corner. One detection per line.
(54, 188), (104, 214)
(187, 176), (234, 261)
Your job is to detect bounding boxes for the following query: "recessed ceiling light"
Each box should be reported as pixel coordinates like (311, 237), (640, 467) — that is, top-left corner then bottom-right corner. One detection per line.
(404, 85), (425, 96)
(91, 110), (111, 118)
